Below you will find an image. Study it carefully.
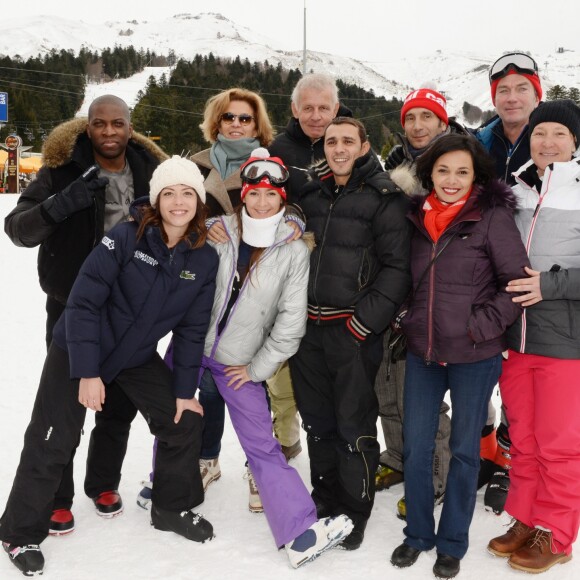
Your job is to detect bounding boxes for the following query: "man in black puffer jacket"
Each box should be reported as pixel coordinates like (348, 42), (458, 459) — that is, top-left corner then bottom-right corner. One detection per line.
(4, 95), (167, 534)
(290, 117), (412, 551)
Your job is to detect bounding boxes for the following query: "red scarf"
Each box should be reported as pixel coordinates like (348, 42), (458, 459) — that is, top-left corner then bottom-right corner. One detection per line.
(423, 189), (471, 242)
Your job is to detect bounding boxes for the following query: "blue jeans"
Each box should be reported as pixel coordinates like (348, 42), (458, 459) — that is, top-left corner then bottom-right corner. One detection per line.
(402, 352), (501, 559)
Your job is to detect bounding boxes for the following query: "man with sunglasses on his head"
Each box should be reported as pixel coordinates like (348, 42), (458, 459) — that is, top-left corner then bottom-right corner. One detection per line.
(474, 53), (542, 516)
(475, 52), (542, 185)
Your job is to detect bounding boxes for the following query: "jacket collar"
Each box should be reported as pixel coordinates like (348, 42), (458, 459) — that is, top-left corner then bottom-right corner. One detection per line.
(41, 117), (167, 169)
(408, 179), (517, 231)
(515, 157), (580, 192)
(191, 148), (238, 214)
(220, 212), (293, 247)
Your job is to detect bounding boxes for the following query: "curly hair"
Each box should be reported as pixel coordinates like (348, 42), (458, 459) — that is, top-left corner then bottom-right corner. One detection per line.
(199, 88), (274, 146)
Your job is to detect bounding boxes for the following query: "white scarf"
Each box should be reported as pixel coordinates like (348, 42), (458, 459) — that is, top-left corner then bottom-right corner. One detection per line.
(241, 207), (285, 248)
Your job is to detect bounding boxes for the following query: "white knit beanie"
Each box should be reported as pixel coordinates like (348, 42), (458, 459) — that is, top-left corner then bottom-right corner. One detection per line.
(149, 155), (206, 206)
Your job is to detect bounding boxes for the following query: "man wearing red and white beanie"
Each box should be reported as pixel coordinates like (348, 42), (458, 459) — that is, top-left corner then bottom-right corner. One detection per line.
(377, 85), (470, 504)
(384, 86), (468, 171)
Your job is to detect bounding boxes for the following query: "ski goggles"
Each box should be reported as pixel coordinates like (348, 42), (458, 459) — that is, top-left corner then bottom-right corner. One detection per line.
(489, 52), (539, 83)
(219, 112), (254, 125)
(241, 158), (289, 186)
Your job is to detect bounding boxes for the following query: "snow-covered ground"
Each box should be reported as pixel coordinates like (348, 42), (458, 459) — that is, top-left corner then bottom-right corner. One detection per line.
(0, 193), (577, 579)
(78, 68), (172, 115)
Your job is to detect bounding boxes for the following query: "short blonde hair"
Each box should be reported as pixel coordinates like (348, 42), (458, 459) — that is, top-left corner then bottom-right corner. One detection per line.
(200, 88), (274, 146)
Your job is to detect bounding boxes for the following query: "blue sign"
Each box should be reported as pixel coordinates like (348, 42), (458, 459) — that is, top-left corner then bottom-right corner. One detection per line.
(0, 92), (7, 122)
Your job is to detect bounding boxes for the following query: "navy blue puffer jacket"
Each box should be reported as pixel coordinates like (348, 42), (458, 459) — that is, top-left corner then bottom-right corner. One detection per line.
(52, 214), (218, 398)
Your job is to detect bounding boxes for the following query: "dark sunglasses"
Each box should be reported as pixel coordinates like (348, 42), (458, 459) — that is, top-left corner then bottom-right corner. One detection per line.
(489, 52), (539, 82)
(241, 159), (289, 186)
(220, 112), (254, 125)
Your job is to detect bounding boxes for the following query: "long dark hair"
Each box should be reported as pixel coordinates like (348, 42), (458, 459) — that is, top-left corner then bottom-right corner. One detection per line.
(136, 194), (208, 248)
(415, 134), (496, 191)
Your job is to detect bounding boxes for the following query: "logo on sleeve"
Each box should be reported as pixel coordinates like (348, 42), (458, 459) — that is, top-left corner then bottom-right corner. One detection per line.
(180, 270), (196, 281)
(101, 236), (115, 250)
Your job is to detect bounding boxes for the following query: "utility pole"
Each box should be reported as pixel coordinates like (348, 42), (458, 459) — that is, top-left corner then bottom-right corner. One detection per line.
(302, 0), (307, 75)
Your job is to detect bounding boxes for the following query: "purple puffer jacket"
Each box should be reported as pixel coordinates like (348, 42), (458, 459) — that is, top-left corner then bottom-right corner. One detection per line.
(401, 179), (530, 364)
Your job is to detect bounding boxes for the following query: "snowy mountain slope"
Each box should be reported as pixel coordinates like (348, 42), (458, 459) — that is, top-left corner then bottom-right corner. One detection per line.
(1, 13), (579, 121)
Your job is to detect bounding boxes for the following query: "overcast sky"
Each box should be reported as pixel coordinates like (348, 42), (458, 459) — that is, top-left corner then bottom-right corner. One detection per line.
(13, 0), (580, 62)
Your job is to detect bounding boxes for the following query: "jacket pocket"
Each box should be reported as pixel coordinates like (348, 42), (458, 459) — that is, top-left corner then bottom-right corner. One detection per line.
(357, 247), (377, 290)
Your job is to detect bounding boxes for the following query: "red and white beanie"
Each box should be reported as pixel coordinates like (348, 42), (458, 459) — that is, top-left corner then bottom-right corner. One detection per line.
(400, 88), (448, 127)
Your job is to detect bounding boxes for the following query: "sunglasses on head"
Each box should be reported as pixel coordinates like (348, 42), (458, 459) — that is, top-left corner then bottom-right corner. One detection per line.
(489, 52), (539, 82)
(241, 159), (289, 186)
(220, 112), (254, 125)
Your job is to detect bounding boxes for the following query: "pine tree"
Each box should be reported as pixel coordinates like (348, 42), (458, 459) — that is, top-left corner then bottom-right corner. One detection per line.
(567, 87), (580, 105)
(546, 85), (568, 100)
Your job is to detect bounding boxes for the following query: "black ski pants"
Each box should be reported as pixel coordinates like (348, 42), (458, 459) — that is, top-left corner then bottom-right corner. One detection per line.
(0, 344), (204, 546)
(45, 296), (138, 510)
(289, 323), (382, 525)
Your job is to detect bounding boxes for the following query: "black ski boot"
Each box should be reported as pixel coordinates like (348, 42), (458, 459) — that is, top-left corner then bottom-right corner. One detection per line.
(484, 469), (510, 514)
(484, 422), (511, 514)
(151, 505), (214, 543)
(3, 542), (44, 576)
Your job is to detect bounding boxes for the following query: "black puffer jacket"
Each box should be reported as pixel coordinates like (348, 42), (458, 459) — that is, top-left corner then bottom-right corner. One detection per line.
(297, 152), (412, 335)
(4, 118), (167, 304)
(269, 117), (325, 204)
(269, 104), (353, 203)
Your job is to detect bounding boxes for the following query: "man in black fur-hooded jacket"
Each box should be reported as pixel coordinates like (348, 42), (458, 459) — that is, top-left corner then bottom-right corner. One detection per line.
(4, 95), (167, 533)
(289, 117), (412, 551)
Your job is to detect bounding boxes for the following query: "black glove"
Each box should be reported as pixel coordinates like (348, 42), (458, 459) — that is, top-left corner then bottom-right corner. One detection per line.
(384, 145), (406, 170)
(42, 165), (109, 223)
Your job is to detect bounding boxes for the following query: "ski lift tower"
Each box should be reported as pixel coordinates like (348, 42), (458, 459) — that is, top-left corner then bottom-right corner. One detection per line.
(302, 0), (307, 75)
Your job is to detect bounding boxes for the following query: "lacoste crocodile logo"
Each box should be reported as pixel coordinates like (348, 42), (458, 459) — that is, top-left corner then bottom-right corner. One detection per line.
(180, 270), (196, 281)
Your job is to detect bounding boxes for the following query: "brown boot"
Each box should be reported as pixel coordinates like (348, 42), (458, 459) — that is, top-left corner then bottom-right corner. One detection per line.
(488, 519), (535, 557)
(281, 440), (302, 462)
(508, 529), (572, 573)
(375, 464), (404, 491)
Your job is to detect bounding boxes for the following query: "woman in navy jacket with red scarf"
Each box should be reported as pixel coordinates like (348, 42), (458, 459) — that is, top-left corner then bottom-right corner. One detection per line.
(390, 135), (529, 579)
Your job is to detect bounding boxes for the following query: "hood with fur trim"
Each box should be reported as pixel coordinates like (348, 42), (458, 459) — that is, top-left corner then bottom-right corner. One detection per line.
(41, 117), (168, 168)
(389, 163), (518, 212)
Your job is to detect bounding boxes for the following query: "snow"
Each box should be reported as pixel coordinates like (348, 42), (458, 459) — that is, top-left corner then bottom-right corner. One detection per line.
(0, 193), (578, 579)
(78, 68), (173, 115)
(1, 13), (579, 123)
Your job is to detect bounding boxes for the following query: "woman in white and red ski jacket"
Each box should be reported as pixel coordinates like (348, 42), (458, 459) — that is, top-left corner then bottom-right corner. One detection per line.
(489, 100), (580, 572)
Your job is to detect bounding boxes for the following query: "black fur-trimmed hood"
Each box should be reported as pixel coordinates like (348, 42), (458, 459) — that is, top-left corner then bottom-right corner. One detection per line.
(390, 163), (518, 212)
